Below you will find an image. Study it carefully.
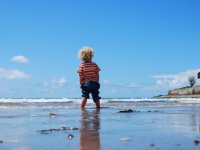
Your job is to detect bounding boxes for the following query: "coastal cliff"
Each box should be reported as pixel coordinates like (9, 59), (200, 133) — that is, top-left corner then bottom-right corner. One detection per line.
(154, 86), (200, 98)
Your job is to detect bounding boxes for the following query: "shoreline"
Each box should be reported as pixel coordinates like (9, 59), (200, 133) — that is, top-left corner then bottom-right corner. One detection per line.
(153, 94), (200, 99)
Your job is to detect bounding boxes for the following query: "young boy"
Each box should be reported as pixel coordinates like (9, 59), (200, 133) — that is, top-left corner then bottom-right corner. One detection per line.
(77, 47), (101, 109)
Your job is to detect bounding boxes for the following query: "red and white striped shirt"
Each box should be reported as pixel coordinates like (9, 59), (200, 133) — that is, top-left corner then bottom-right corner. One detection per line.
(77, 62), (100, 83)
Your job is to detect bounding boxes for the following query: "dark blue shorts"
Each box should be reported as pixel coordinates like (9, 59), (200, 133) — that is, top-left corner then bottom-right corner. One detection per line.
(81, 81), (101, 101)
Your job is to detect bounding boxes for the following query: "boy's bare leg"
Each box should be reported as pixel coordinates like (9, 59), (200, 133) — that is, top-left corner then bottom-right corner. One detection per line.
(81, 97), (87, 109)
(95, 100), (100, 109)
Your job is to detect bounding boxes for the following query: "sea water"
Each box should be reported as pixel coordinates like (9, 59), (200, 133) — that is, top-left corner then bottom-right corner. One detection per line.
(0, 98), (200, 109)
(0, 98), (200, 150)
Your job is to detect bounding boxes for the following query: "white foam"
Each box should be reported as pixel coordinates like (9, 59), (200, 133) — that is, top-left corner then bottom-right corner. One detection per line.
(0, 98), (77, 103)
(169, 98), (200, 103)
(1, 98), (200, 103)
(1, 98), (200, 109)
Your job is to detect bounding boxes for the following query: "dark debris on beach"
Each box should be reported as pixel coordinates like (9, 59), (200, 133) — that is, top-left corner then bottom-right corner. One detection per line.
(49, 112), (57, 116)
(118, 109), (164, 113)
(147, 110), (161, 113)
(193, 140), (200, 145)
(118, 109), (140, 113)
(149, 144), (155, 147)
(37, 127), (79, 134)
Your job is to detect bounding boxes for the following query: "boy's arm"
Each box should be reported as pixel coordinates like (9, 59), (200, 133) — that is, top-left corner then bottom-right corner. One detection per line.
(79, 75), (84, 87)
(96, 64), (100, 82)
(97, 72), (99, 82)
(78, 64), (84, 87)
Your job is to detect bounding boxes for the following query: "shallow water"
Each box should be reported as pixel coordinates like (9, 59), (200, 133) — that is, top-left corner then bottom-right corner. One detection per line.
(0, 105), (200, 150)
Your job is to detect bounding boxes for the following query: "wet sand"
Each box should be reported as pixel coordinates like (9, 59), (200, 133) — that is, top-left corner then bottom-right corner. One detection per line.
(0, 106), (200, 150)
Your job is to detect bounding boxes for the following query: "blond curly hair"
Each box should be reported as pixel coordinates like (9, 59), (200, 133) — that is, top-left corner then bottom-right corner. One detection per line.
(78, 47), (94, 62)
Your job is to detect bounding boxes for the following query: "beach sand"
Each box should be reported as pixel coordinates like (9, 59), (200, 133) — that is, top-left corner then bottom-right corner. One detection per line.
(0, 106), (200, 150)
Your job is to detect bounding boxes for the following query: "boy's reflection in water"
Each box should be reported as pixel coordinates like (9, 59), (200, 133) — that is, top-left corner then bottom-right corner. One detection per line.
(79, 109), (101, 150)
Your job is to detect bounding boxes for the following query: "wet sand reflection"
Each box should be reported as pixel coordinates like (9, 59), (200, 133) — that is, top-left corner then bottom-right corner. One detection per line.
(79, 109), (101, 150)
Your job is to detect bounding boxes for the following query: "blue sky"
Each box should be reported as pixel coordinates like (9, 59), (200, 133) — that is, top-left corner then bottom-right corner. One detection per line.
(0, 0), (200, 98)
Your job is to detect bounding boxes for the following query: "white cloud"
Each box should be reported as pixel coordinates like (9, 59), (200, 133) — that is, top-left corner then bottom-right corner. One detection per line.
(11, 55), (30, 64)
(103, 79), (110, 85)
(0, 68), (31, 79)
(44, 77), (67, 88)
(100, 69), (200, 97)
(0, 86), (8, 92)
(152, 69), (200, 89)
(55, 77), (67, 86)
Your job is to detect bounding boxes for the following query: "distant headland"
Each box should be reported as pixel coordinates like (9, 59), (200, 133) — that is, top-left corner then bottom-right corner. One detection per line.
(154, 72), (200, 98)
(154, 86), (200, 98)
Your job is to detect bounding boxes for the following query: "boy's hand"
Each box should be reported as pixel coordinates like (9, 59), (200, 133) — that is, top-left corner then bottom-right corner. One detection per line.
(80, 84), (84, 89)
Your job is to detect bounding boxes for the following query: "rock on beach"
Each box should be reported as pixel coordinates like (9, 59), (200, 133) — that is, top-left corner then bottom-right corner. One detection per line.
(118, 109), (139, 113)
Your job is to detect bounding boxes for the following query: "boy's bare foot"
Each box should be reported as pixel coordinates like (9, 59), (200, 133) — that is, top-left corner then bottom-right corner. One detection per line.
(80, 98), (87, 109)
(95, 100), (100, 109)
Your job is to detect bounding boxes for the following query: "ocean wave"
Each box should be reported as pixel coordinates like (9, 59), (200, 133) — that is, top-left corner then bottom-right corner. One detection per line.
(0, 98), (74, 103)
(0, 98), (200, 109)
